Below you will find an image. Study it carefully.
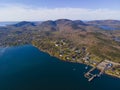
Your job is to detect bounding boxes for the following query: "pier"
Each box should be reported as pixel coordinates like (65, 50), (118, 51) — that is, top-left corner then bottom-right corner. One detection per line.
(84, 67), (97, 82)
(84, 60), (104, 82)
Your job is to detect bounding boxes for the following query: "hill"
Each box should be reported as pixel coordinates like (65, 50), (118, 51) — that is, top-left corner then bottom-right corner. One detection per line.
(0, 19), (120, 78)
(86, 20), (120, 30)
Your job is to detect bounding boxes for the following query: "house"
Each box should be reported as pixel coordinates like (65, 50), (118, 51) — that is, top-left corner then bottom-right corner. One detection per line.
(55, 44), (59, 47)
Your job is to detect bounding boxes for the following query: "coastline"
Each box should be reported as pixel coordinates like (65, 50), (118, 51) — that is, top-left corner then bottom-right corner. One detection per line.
(33, 45), (120, 79)
(1, 44), (120, 79)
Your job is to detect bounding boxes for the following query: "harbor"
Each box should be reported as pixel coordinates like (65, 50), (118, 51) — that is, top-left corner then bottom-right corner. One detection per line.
(84, 60), (113, 82)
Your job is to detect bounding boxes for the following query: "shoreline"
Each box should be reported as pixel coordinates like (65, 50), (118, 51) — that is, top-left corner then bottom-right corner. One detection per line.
(34, 45), (120, 79)
(1, 45), (120, 79)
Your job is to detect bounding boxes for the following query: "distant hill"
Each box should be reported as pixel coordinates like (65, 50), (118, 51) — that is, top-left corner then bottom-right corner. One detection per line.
(87, 20), (120, 25)
(36, 19), (93, 32)
(12, 21), (36, 27)
(8, 19), (120, 31)
(86, 20), (120, 30)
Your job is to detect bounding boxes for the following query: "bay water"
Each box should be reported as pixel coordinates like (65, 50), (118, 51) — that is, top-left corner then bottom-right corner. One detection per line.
(0, 45), (120, 90)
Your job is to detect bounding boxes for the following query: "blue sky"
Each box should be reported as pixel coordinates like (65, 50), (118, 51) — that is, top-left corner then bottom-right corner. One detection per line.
(1, 0), (120, 9)
(0, 0), (120, 21)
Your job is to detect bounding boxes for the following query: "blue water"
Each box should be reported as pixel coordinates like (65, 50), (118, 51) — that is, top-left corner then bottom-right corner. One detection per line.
(99, 25), (120, 30)
(114, 37), (120, 42)
(0, 45), (120, 90)
(0, 22), (18, 26)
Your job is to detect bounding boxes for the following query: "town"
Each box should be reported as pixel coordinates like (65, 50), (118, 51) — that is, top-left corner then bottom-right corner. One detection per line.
(32, 38), (120, 81)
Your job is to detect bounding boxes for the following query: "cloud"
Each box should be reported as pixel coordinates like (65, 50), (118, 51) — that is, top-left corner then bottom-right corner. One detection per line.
(0, 4), (120, 21)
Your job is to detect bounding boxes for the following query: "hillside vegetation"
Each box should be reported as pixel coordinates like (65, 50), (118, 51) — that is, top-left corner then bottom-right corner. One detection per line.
(0, 19), (120, 63)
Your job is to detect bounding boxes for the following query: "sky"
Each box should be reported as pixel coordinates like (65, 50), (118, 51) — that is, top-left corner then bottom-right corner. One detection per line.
(0, 0), (120, 21)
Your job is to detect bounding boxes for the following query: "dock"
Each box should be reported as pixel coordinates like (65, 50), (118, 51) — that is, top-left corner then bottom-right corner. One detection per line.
(88, 74), (97, 82)
(84, 67), (97, 82)
(84, 60), (104, 82)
